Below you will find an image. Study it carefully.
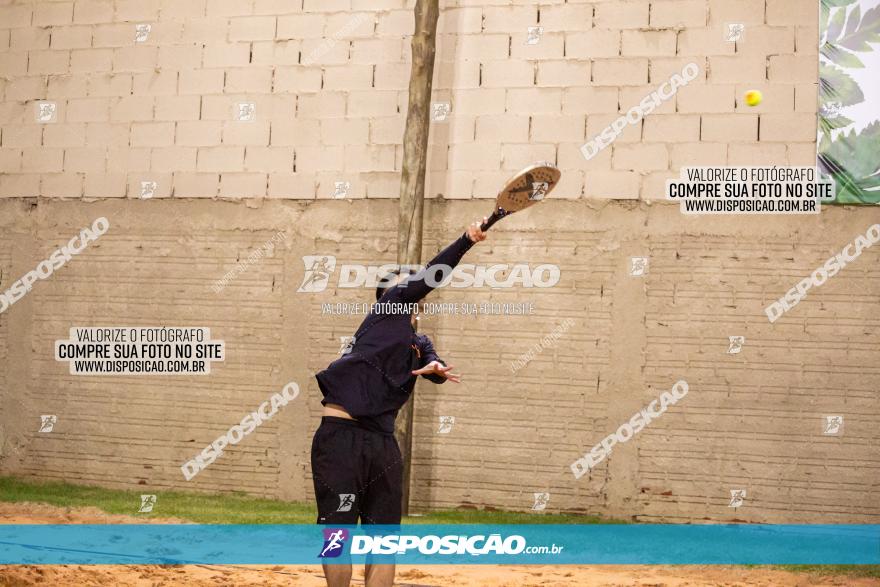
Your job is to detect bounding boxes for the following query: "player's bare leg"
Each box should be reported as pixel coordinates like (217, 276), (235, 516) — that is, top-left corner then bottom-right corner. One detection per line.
(322, 563), (352, 587)
(365, 563), (395, 587)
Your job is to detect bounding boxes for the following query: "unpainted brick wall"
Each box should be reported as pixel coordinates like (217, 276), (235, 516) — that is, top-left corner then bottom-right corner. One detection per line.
(0, 0), (818, 200)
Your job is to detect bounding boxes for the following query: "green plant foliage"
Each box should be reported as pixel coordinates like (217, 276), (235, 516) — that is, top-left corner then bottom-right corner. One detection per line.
(819, 0), (880, 204)
(819, 63), (864, 107)
(818, 122), (880, 203)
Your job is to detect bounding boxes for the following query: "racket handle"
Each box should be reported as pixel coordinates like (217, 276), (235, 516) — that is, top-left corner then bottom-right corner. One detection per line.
(480, 211), (503, 232)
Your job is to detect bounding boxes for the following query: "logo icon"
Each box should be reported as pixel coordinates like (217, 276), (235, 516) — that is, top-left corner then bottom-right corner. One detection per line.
(729, 489), (746, 508)
(140, 180), (157, 199)
(298, 255), (337, 293)
(431, 102), (450, 122)
(39, 415), (57, 433)
(319, 528), (349, 558)
(725, 23), (745, 42)
(630, 257), (649, 276)
(336, 493), (355, 512)
(529, 181), (549, 201)
(333, 181), (351, 199)
(438, 415), (455, 434)
(235, 102), (256, 122)
(138, 494), (157, 513)
(526, 26), (543, 45)
(727, 336), (745, 354)
(823, 415), (843, 436)
(820, 101), (842, 118)
(532, 492), (550, 511)
(35, 101), (57, 123)
(339, 336), (356, 355)
(135, 23), (151, 42)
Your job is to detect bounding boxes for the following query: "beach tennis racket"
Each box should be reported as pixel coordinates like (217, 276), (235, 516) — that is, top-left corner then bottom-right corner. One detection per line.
(480, 162), (561, 231)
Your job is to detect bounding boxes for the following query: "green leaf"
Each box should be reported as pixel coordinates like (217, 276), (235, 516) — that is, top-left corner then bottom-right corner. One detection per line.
(827, 6), (847, 41)
(820, 115), (854, 132)
(821, 42), (866, 67)
(822, 0), (858, 7)
(820, 121), (880, 204)
(819, 130), (833, 152)
(838, 4), (880, 52)
(819, 157), (863, 203)
(856, 173), (880, 190)
(844, 3), (861, 37)
(819, 63), (865, 106)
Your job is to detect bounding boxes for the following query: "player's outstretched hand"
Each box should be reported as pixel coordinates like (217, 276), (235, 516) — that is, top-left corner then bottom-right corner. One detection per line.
(466, 218), (488, 243)
(412, 360), (461, 383)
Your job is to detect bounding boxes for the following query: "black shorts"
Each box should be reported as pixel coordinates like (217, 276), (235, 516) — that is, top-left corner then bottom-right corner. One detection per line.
(311, 416), (403, 525)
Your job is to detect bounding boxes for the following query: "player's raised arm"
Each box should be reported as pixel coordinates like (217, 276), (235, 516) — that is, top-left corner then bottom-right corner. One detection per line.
(391, 219), (488, 304)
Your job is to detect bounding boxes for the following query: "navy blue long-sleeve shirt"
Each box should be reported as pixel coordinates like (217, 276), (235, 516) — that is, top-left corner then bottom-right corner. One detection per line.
(316, 233), (476, 434)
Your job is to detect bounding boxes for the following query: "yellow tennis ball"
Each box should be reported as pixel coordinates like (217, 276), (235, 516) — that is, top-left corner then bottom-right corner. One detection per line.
(744, 90), (763, 107)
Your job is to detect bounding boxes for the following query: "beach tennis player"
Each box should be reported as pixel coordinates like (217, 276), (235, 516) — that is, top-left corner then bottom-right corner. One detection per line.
(311, 219), (488, 587)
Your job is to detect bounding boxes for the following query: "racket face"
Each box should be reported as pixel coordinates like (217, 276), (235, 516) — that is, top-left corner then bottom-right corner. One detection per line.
(495, 162), (561, 214)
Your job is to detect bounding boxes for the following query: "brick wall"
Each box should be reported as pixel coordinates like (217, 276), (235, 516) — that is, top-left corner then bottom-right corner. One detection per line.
(1, 0), (818, 200)
(0, 198), (878, 523)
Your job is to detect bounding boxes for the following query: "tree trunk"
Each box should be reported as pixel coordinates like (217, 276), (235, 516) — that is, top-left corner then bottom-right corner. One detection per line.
(395, 0), (440, 517)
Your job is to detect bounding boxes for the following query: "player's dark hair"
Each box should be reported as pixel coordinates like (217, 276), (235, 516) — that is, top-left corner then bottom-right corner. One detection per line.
(375, 267), (418, 301)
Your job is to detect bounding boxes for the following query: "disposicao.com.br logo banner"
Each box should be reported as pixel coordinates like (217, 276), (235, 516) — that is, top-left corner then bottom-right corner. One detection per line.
(0, 524), (877, 565)
(318, 526), (562, 562)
